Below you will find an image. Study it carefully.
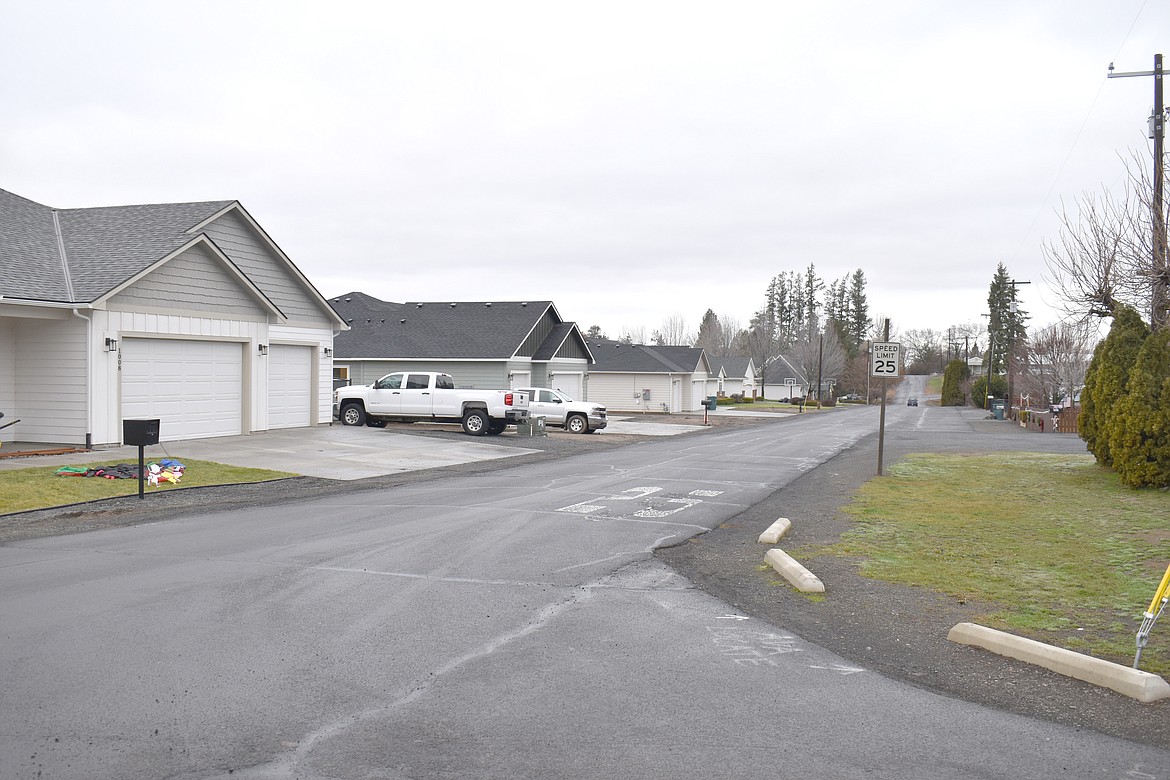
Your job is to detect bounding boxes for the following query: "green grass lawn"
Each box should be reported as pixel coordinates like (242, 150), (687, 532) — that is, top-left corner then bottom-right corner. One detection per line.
(800, 452), (1170, 674)
(0, 459), (298, 515)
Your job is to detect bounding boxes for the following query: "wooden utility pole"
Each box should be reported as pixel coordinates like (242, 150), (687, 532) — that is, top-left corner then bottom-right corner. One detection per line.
(1109, 54), (1167, 331)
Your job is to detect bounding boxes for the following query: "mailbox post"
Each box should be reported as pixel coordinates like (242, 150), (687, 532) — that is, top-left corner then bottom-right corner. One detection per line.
(122, 419), (160, 499)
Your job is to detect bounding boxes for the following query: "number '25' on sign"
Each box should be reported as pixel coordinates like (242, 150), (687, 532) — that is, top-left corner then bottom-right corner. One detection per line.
(870, 342), (901, 377)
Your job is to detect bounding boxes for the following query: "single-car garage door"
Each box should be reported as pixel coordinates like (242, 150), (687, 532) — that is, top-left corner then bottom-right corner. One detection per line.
(268, 344), (313, 429)
(550, 373), (582, 401)
(122, 338), (243, 441)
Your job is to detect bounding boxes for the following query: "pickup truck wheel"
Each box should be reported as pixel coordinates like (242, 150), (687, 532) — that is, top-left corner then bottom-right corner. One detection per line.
(461, 408), (490, 435)
(566, 414), (588, 434)
(341, 404), (366, 426)
(366, 419), (387, 428)
(487, 420), (507, 435)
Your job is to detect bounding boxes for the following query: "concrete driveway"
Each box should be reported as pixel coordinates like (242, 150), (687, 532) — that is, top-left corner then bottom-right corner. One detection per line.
(0, 415), (712, 482)
(0, 425), (541, 482)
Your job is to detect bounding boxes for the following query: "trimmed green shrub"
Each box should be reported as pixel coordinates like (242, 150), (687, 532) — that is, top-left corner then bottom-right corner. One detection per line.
(1107, 327), (1170, 488)
(969, 375), (1007, 409)
(1081, 305), (1148, 466)
(941, 359), (968, 406)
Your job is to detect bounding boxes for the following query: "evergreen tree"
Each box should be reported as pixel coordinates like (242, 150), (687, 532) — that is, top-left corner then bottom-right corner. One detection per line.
(847, 269), (871, 351)
(1107, 326), (1170, 487)
(1080, 305), (1148, 466)
(986, 263), (1028, 374)
(941, 359), (968, 406)
(802, 264), (823, 341)
(694, 309), (724, 355)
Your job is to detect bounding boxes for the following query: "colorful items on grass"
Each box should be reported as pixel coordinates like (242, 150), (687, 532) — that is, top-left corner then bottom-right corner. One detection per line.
(54, 459), (185, 485)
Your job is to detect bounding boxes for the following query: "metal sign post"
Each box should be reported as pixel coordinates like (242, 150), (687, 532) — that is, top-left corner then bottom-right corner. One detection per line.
(870, 322), (900, 475)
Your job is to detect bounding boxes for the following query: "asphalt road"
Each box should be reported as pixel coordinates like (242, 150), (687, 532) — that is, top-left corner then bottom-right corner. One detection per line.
(1, 394), (1168, 778)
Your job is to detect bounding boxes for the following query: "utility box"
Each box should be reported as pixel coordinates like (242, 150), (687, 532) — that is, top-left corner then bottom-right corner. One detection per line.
(516, 415), (547, 437)
(123, 418), (160, 446)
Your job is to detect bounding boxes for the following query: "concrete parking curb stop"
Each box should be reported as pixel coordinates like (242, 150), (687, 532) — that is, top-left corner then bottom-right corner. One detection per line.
(947, 622), (1170, 703)
(764, 548), (824, 593)
(757, 517), (791, 545)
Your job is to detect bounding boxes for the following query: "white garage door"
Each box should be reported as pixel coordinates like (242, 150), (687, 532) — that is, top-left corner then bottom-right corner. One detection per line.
(122, 339), (243, 442)
(268, 344), (313, 429)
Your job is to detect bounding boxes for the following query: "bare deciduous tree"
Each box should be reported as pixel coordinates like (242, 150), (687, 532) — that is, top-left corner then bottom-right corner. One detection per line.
(717, 314), (741, 357)
(651, 314), (692, 346)
(902, 328), (945, 373)
(792, 328), (847, 399)
(1044, 151), (1169, 330)
(1021, 320), (1098, 406)
(618, 325), (647, 345)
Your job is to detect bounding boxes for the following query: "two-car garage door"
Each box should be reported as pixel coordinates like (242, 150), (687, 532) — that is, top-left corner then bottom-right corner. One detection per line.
(122, 339), (243, 441)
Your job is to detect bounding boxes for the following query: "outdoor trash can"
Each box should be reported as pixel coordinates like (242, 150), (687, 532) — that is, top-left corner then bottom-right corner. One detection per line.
(706, 396), (717, 410)
(990, 400), (1005, 421)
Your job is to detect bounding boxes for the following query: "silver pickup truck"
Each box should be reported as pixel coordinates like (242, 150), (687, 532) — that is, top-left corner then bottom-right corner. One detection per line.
(334, 371), (529, 435)
(515, 387), (607, 433)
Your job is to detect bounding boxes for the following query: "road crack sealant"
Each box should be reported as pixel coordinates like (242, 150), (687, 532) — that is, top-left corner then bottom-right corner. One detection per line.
(212, 555), (699, 780)
(212, 583), (599, 779)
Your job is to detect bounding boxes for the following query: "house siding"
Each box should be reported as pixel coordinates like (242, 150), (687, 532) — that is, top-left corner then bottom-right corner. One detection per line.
(340, 360), (509, 389)
(588, 373), (675, 413)
(0, 318), (15, 443)
(14, 318), (88, 443)
(517, 309), (558, 357)
(201, 211), (332, 327)
(107, 244), (267, 319)
(555, 337), (589, 361)
(93, 310), (265, 445)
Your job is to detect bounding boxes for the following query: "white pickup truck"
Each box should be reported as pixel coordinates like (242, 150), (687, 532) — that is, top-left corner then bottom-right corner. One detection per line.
(515, 387), (607, 433)
(333, 372), (529, 436)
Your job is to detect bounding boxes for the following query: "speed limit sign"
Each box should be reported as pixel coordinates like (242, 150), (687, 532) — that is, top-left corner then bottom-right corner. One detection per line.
(870, 342), (901, 377)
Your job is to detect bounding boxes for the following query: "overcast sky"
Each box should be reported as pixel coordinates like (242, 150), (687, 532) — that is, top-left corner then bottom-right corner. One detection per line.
(3, 1), (1167, 342)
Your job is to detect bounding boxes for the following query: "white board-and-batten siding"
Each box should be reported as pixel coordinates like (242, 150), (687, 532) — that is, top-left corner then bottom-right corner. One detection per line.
(200, 212), (332, 327)
(11, 317), (88, 443)
(0, 317), (14, 442)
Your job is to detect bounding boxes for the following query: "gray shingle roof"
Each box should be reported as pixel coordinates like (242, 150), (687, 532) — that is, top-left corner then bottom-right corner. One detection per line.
(330, 293), (572, 360)
(716, 357), (753, 378)
(588, 339), (708, 374)
(0, 188), (233, 303)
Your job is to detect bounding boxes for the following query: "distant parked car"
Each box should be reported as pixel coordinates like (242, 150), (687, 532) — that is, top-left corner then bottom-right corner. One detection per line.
(907, 398), (918, 406)
(514, 387), (607, 433)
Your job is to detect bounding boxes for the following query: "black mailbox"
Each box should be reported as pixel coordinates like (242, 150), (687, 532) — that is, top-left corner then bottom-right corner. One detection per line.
(123, 418), (160, 446)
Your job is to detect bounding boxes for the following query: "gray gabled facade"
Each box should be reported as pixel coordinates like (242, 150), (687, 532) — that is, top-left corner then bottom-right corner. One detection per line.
(329, 293), (594, 397)
(0, 188), (345, 445)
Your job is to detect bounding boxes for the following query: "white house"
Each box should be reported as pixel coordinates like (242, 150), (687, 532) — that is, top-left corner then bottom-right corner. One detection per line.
(760, 353), (808, 401)
(714, 357), (757, 398)
(586, 340), (715, 413)
(0, 189), (346, 446)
